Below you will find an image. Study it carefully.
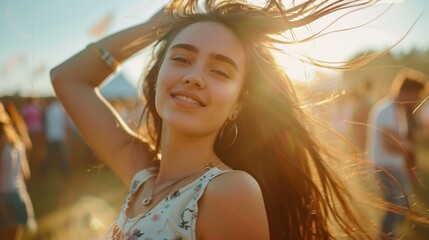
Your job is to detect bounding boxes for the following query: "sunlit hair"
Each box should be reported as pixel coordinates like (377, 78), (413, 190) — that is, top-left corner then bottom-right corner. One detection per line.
(0, 102), (22, 147)
(138, 0), (395, 239)
(3, 101), (32, 150)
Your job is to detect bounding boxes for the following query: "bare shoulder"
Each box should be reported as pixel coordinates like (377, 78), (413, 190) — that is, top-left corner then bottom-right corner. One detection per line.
(207, 170), (261, 197)
(197, 170), (269, 240)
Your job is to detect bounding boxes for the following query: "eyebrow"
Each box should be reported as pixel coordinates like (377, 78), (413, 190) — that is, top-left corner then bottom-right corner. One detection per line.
(170, 43), (239, 71)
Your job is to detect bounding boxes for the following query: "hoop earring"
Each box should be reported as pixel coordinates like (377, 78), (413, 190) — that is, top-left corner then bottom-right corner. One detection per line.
(219, 120), (238, 148)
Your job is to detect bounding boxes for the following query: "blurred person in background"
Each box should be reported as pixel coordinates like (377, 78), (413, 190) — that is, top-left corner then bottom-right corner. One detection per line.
(40, 97), (69, 176)
(0, 102), (37, 240)
(21, 97), (44, 165)
(366, 68), (427, 239)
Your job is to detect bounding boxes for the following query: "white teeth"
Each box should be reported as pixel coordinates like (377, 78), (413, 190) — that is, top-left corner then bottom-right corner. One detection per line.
(175, 95), (200, 105)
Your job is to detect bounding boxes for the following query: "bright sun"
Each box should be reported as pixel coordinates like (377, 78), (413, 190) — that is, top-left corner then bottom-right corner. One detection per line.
(272, 48), (317, 83)
(269, 0), (399, 84)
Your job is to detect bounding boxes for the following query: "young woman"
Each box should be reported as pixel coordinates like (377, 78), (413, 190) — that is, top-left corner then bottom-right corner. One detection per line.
(0, 102), (37, 240)
(51, 0), (406, 239)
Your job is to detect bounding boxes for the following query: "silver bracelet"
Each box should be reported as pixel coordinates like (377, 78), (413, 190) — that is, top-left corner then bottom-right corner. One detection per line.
(87, 42), (120, 72)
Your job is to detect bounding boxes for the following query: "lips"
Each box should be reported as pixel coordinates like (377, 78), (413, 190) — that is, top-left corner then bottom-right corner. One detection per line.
(171, 92), (206, 107)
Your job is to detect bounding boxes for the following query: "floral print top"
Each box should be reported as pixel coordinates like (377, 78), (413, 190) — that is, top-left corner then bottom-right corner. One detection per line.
(103, 167), (229, 240)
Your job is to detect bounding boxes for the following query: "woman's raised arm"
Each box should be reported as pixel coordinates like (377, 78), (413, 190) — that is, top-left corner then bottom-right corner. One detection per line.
(50, 8), (171, 186)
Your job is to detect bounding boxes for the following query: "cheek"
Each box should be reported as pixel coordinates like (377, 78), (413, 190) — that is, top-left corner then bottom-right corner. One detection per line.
(157, 61), (174, 87)
(154, 64), (174, 115)
(211, 83), (242, 116)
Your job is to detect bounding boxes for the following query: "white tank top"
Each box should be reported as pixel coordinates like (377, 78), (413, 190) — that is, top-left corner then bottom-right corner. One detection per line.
(103, 167), (229, 240)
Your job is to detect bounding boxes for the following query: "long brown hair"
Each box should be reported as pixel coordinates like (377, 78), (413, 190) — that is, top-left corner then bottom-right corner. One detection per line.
(0, 101), (23, 148)
(139, 1), (389, 239)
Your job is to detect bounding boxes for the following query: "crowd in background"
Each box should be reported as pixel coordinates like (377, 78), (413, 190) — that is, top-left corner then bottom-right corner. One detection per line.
(0, 96), (143, 171)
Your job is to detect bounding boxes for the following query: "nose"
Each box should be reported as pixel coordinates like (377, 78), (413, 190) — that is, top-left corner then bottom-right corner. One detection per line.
(182, 68), (205, 89)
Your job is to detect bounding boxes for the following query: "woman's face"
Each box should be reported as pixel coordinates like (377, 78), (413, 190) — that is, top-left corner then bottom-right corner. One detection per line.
(155, 21), (246, 137)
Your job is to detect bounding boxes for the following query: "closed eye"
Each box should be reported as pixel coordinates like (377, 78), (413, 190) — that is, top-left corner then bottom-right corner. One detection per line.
(171, 56), (191, 64)
(211, 69), (230, 79)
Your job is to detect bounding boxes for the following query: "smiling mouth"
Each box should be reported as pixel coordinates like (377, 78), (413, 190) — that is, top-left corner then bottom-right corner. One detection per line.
(172, 94), (206, 107)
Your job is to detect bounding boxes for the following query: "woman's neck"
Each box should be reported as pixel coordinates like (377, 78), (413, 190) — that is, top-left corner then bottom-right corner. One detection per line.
(156, 128), (218, 184)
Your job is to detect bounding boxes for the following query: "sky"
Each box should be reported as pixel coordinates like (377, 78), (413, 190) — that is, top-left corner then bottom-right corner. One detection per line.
(1, 0), (428, 97)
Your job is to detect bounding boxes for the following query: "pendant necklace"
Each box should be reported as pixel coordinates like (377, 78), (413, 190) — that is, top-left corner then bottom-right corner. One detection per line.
(142, 161), (216, 206)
